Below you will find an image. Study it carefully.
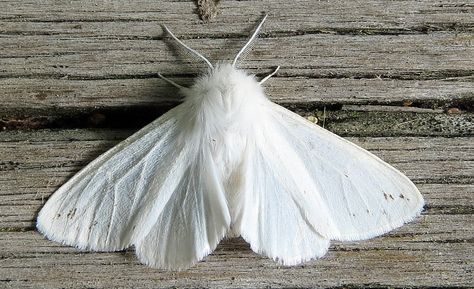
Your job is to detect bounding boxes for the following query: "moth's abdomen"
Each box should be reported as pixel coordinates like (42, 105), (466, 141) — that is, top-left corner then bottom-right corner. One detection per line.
(178, 63), (272, 232)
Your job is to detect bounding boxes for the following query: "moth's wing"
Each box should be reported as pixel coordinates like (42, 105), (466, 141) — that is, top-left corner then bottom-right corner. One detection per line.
(264, 102), (424, 241)
(37, 104), (230, 269)
(238, 139), (331, 265)
(134, 145), (230, 269)
(238, 101), (423, 265)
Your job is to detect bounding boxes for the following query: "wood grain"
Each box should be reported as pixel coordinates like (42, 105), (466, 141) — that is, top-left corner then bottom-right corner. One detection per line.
(0, 130), (473, 288)
(1, 77), (473, 116)
(1, 1), (473, 118)
(0, 0), (473, 288)
(1, 130), (474, 230)
(0, 231), (472, 289)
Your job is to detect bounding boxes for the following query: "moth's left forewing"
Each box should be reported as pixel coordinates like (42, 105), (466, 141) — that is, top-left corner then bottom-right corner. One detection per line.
(257, 102), (424, 242)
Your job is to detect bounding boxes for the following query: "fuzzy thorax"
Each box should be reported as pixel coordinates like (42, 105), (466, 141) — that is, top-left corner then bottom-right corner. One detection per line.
(182, 64), (267, 112)
(177, 63), (269, 146)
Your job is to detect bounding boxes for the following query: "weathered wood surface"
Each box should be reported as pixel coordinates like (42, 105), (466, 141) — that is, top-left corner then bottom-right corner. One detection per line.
(0, 0), (473, 288)
(0, 130), (473, 288)
(1, 130), (474, 229)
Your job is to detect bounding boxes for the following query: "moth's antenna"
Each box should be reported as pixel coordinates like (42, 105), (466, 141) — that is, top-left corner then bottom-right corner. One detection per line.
(259, 66), (280, 84)
(232, 14), (268, 67)
(163, 25), (214, 70)
(157, 73), (185, 90)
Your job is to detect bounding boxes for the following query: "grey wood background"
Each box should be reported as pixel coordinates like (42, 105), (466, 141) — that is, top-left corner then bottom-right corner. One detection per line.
(0, 0), (473, 288)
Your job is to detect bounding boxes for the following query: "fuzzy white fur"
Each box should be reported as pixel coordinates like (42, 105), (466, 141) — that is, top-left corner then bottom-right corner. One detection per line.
(36, 21), (424, 270)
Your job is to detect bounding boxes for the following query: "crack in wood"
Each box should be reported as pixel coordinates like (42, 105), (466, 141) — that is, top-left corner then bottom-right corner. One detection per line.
(1, 70), (472, 82)
(1, 107), (473, 136)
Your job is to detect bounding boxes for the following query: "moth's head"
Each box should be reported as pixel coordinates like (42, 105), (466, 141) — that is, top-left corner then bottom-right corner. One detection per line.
(179, 63), (267, 110)
(193, 63), (262, 94)
(163, 15), (276, 100)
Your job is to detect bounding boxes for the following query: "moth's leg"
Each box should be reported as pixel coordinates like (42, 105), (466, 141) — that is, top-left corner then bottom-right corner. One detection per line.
(259, 66), (280, 84)
(157, 73), (185, 89)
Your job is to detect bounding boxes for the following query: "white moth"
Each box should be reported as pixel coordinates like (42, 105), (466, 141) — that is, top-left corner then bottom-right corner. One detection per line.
(37, 16), (424, 270)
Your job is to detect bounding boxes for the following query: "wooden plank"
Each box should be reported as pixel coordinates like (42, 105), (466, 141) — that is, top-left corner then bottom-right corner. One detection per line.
(0, 77), (473, 116)
(2, 105), (474, 137)
(1, 0), (473, 33)
(2, 33), (472, 77)
(1, 0), (472, 288)
(0, 230), (472, 289)
(1, 1), (472, 118)
(0, 130), (473, 230)
(0, 131), (472, 288)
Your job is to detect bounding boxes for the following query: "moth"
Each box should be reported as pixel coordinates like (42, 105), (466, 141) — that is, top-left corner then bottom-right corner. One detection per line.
(37, 15), (424, 270)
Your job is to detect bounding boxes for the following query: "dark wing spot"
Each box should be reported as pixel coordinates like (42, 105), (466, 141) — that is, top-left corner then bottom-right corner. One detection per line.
(67, 208), (77, 219)
(383, 192), (389, 200)
(399, 194), (405, 199)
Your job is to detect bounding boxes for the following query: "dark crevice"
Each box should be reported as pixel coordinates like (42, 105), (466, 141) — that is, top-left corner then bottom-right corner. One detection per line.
(0, 51), (78, 59)
(267, 24), (474, 37)
(385, 232), (474, 242)
(281, 70), (474, 82)
(0, 72), (192, 80)
(0, 17), (158, 23)
(448, 97), (474, 112)
(424, 204), (474, 215)
(413, 177), (474, 185)
(1, 103), (473, 135)
(412, 238), (474, 244)
(0, 279), (30, 283)
(1, 21), (473, 36)
(0, 105), (176, 130)
(391, 158), (474, 164)
(0, 226), (34, 232)
(286, 97), (474, 113)
(0, 70), (472, 82)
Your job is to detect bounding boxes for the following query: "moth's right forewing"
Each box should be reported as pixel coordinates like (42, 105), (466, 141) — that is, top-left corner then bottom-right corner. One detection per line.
(37, 105), (185, 251)
(37, 103), (231, 270)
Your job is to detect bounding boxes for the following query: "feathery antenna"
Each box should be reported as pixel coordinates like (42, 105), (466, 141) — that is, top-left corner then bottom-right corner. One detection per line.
(157, 73), (185, 89)
(259, 66), (280, 84)
(232, 14), (268, 67)
(162, 25), (214, 70)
